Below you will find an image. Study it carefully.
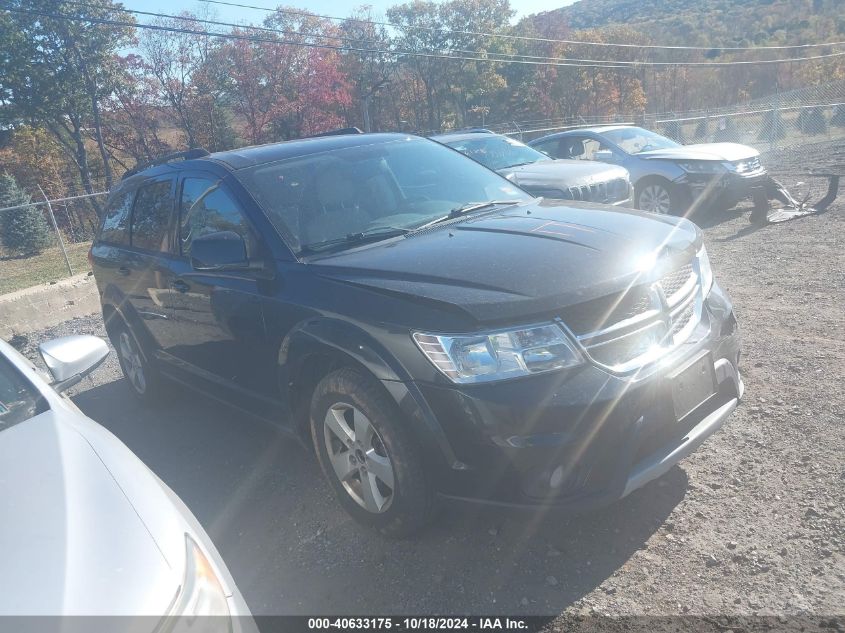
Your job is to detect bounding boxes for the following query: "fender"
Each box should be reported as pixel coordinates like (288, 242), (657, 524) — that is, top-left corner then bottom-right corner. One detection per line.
(279, 316), (462, 476)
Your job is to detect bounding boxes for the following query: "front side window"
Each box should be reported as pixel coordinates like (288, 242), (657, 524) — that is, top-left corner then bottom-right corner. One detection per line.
(443, 136), (548, 170)
(130, 179), (174, 252)
(179, 178), (253, 257)
(558, 137), (613, 160)
(0, 355), (47, 432)
(99, 190), (133, 245)
(238, 138), (530, 254)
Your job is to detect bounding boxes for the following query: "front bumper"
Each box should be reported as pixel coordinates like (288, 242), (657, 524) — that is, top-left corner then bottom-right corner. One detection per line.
(414, 283), (742, 510)
(678, 169), (768, 207)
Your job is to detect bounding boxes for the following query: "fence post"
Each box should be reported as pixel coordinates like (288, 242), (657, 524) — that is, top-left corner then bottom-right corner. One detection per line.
(38, 184), (73, 276)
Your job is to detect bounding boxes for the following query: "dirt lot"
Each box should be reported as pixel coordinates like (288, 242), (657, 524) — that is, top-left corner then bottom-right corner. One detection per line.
(11, 141), (844, 620)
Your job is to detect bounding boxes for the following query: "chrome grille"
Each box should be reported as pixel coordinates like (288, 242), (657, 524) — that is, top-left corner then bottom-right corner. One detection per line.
(670, 301), (695, 339)
(567, 261), (703, 372)
(560, 178), (628, 204)
(658, 263), (695, 305)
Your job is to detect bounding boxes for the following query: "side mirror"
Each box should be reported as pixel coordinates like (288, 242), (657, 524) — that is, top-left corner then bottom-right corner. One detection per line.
(595, 149), (615, 162)
(39, 335), (109, 392)
(191, 231), (248, 271)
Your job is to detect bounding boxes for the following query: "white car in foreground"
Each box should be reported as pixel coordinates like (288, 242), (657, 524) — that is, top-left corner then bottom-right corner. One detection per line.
(0, 334), (255, 631)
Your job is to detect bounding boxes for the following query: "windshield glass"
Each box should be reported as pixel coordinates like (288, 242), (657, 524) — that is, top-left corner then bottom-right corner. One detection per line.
(0, 355), (47, 432)
(442, 135), (549, 170)
(601, 127), (681, 154)
(238, 138), (531, 254)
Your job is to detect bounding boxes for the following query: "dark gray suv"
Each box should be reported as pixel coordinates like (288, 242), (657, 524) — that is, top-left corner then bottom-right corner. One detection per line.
(90, 132), (742, 536)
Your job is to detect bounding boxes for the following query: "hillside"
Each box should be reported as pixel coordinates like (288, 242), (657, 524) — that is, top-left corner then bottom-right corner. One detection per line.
(527, 0), (845, 48)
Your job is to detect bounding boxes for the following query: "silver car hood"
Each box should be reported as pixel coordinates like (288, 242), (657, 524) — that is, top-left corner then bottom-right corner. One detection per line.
(499, 159), (628, 187)
(0, 410), (179, 615)
(637, 142), (759, 162)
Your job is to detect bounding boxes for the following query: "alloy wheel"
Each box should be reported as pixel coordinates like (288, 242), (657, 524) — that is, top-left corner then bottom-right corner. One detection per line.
(118, 331), (147, 395)
(323, 403), (396, 514)
(639, 184), (672, 214)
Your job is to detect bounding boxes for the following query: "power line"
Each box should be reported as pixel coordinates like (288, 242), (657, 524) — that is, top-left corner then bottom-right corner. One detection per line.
(60, 1), (733, 67)
(5, 5), (845, 68)
(196, 0), (845, 53)
(0, 5), (635, 70)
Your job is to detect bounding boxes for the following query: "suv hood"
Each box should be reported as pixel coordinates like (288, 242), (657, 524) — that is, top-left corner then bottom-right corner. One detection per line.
(309, 200), (700, 325)
(499, 159), (628, 188)
(637, 142), (759, 162)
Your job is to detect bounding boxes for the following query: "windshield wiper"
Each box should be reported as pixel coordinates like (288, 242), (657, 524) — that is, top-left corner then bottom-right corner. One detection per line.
(300, 226), (410, 254)
(412, 200), (520, 232)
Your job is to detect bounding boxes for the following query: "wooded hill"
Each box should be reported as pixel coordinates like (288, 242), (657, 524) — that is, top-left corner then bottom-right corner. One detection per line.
(530, 0), (845, 49)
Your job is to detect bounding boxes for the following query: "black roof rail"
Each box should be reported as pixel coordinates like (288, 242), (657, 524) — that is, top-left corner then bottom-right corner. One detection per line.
(121, 147), (210, 180)
(310, 127), (363, 138)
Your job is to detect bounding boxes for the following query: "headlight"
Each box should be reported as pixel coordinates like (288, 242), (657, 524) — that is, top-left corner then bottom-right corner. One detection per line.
(697, 245), (714, 296)
(162, 535), (231, 631)
(677, 160), (726, 174)
(414, 323), (582, 384)
(609, 177), (630, 202)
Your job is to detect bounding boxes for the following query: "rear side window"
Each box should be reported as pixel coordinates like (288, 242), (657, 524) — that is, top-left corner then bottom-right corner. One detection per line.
(131, 180), (174, 252)
(179, 178), (253, 257)
(99, 190), (133, 245)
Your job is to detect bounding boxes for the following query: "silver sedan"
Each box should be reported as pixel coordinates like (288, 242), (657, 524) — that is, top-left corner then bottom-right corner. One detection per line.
(0, 334), (255, 631)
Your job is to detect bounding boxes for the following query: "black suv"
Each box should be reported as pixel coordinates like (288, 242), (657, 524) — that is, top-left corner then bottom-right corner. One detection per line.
(91, 133), (743, 536)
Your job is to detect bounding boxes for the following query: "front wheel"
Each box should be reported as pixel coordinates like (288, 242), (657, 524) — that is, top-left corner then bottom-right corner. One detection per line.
(310, 367), (435, 537)
(636, 179), (688, 215)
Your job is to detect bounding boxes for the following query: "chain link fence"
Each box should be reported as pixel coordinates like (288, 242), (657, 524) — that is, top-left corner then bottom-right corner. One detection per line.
(0, 189), (107, 295)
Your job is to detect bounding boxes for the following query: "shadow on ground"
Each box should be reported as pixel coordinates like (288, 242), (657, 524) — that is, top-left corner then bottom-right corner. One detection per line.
(74, 378), (687, 616)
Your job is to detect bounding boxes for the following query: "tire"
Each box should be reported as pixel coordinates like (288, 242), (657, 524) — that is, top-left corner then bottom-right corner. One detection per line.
(310, 367), (435, 537)
(635, 178), (689, 215)
(113, 319), (167, 403)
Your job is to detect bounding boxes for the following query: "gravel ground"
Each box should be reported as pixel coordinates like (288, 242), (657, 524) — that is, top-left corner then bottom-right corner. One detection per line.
(10, 140), (844, 621)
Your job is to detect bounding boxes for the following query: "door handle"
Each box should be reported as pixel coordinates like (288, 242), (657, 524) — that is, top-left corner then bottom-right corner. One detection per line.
(171, 279), (190, 293)
(118, 266), (131, 276)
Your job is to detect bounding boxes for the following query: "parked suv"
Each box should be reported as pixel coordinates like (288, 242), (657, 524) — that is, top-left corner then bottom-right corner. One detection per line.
(91, 132), (743, 537)
(432, 131), (632, 206)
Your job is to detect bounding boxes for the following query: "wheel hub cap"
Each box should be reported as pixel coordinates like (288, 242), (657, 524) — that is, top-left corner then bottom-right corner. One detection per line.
(640, 184), (671, 214)
(119, 332), (146, 394)
(323, 403), (396, 514)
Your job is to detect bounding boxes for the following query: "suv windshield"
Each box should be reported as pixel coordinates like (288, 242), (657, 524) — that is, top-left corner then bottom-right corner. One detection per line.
(443, 135), (549, 170)
(238, 138), (531, 254)
(602, 127), (681, 154)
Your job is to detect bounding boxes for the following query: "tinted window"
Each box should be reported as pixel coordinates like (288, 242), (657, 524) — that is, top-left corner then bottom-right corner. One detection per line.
(0, 355), (47, 432)
(131, 180), (173, 252)
(99, 190), (133, 244)
(180, 178), (253, 257)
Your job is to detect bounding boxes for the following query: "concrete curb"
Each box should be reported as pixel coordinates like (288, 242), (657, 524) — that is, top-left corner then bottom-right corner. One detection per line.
(0, 273), (100, 339)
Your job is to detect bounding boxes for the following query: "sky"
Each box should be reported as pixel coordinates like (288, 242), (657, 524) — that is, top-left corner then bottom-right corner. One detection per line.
(133, 0), (579, 24)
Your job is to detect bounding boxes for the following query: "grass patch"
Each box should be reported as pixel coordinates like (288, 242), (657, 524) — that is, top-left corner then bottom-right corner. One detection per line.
(0, 242), (92, 295)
